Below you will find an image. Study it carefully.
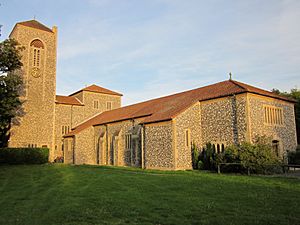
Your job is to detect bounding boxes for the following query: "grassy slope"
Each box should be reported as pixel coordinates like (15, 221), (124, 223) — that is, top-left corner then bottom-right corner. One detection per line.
(0, 164), (299, 225)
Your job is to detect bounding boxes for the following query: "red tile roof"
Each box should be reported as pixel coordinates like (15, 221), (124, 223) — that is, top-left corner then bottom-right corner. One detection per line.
(56, 95), (83, 106)
(70, 84), (123, 97)
(16, 20), (53, 33)
(65, 80), (295, 137)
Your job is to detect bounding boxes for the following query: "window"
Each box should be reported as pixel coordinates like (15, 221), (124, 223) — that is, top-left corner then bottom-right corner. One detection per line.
(211, 142), (226, 154)
(62, 125), (70, 135)
(184, 129), (191, 147)
(264, 105), (283, 125)
(106, 101), (112, 110)
(125, 134), (132, 149)
(30, 39), (44, 68)
(28, 144), (37, 148)
(93, 100), (99, 109)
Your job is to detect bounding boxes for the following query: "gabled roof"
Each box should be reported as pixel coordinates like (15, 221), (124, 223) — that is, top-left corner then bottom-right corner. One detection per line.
(70, 84), (123, 97)
(64, 79), (295, 137)
(15, 20), (53, 33)
(56, 95), (83, 106)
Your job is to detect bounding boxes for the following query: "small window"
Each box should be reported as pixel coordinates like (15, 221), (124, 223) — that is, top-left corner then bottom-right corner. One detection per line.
(184, 129), (191, 147)
(125, 134), (132, 149)
(217, 144), (220, 154)
(106, 101), (112, 110)
(221, 144), (225, 153)
(62, 125), (70, 135)
(94, 100), (99, 109)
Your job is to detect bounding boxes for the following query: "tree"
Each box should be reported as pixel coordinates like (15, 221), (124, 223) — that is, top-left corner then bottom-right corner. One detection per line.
(0, 39), (25, 147)
(272, 88), (300, 145)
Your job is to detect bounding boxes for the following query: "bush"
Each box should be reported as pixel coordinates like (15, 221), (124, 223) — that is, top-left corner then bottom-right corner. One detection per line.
(191, 143), (200, 169)
(288, 147), (300, 164)
(223, 136), (282, 174)
(199, 143), (215, 170)
(197, 160), (204, 170)
(0, 148), (49, 164)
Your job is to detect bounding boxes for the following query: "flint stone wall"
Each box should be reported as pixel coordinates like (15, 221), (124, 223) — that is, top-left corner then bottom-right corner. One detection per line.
(144, 121), (174, 169)
(248, 94), (297, 153)
(201, 95), (247, 146)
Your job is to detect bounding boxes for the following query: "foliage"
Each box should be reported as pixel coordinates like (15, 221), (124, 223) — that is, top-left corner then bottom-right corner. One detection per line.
(288, 147), (300, 164)
(0, 39), (24, 73)
(197, 160), (204, 170)
(191, 143), (200, 169)
(272, 88), (300, 144)
(239, 139), (281, 173)
(0, 39), (25, 147)
(194, 137), (282, 174)
(0, 148), (49, 164)
(199, 142), (216, 170)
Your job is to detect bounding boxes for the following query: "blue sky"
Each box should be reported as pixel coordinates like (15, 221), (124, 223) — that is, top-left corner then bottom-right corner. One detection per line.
(1, 0), (300, 105)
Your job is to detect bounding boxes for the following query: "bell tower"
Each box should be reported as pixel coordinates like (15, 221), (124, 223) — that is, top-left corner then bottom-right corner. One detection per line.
(9, 20), (57, 160)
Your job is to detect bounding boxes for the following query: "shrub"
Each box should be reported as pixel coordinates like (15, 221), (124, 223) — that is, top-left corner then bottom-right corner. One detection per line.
(288, 147), (300, 164)
(199, 143), (215, 170)
(238, 141), (281, 174)
(0, 148), (49, 164)
(191, 143), (200, 169)
(197, 160), (204, 170)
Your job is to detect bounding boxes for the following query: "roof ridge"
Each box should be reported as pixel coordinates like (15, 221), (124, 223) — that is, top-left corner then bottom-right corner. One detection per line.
(70, 84), (123, 96)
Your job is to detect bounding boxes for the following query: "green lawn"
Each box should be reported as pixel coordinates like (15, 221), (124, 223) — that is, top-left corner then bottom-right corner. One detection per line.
(0, 165), (299, 225)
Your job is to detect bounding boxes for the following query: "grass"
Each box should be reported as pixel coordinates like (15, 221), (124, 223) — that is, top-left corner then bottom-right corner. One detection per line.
(0, 164), (299, 225)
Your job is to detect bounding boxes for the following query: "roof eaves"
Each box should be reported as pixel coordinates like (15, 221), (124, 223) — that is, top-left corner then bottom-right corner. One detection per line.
(92, 113), (153, 127)
(141, 118), (173, 125)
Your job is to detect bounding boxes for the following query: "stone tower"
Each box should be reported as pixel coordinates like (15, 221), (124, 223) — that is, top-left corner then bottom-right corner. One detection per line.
(9, 20), (57, 160)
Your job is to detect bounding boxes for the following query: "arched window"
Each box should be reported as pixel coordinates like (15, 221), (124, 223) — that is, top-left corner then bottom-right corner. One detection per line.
(217, 144), (220, 154)
(221, 144), (225, 153)
(30, 39), (44, 68)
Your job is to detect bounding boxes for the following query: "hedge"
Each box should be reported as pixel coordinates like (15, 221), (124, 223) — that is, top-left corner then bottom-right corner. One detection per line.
(0, 148), (49, 164)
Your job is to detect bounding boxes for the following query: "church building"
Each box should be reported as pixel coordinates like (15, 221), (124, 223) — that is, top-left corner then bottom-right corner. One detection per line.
(8, 20), (298, 170)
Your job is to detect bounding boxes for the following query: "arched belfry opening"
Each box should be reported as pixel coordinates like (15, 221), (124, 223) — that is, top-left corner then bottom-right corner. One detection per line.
(30, 39), (44, 48)
(30, 39), (45, 77)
